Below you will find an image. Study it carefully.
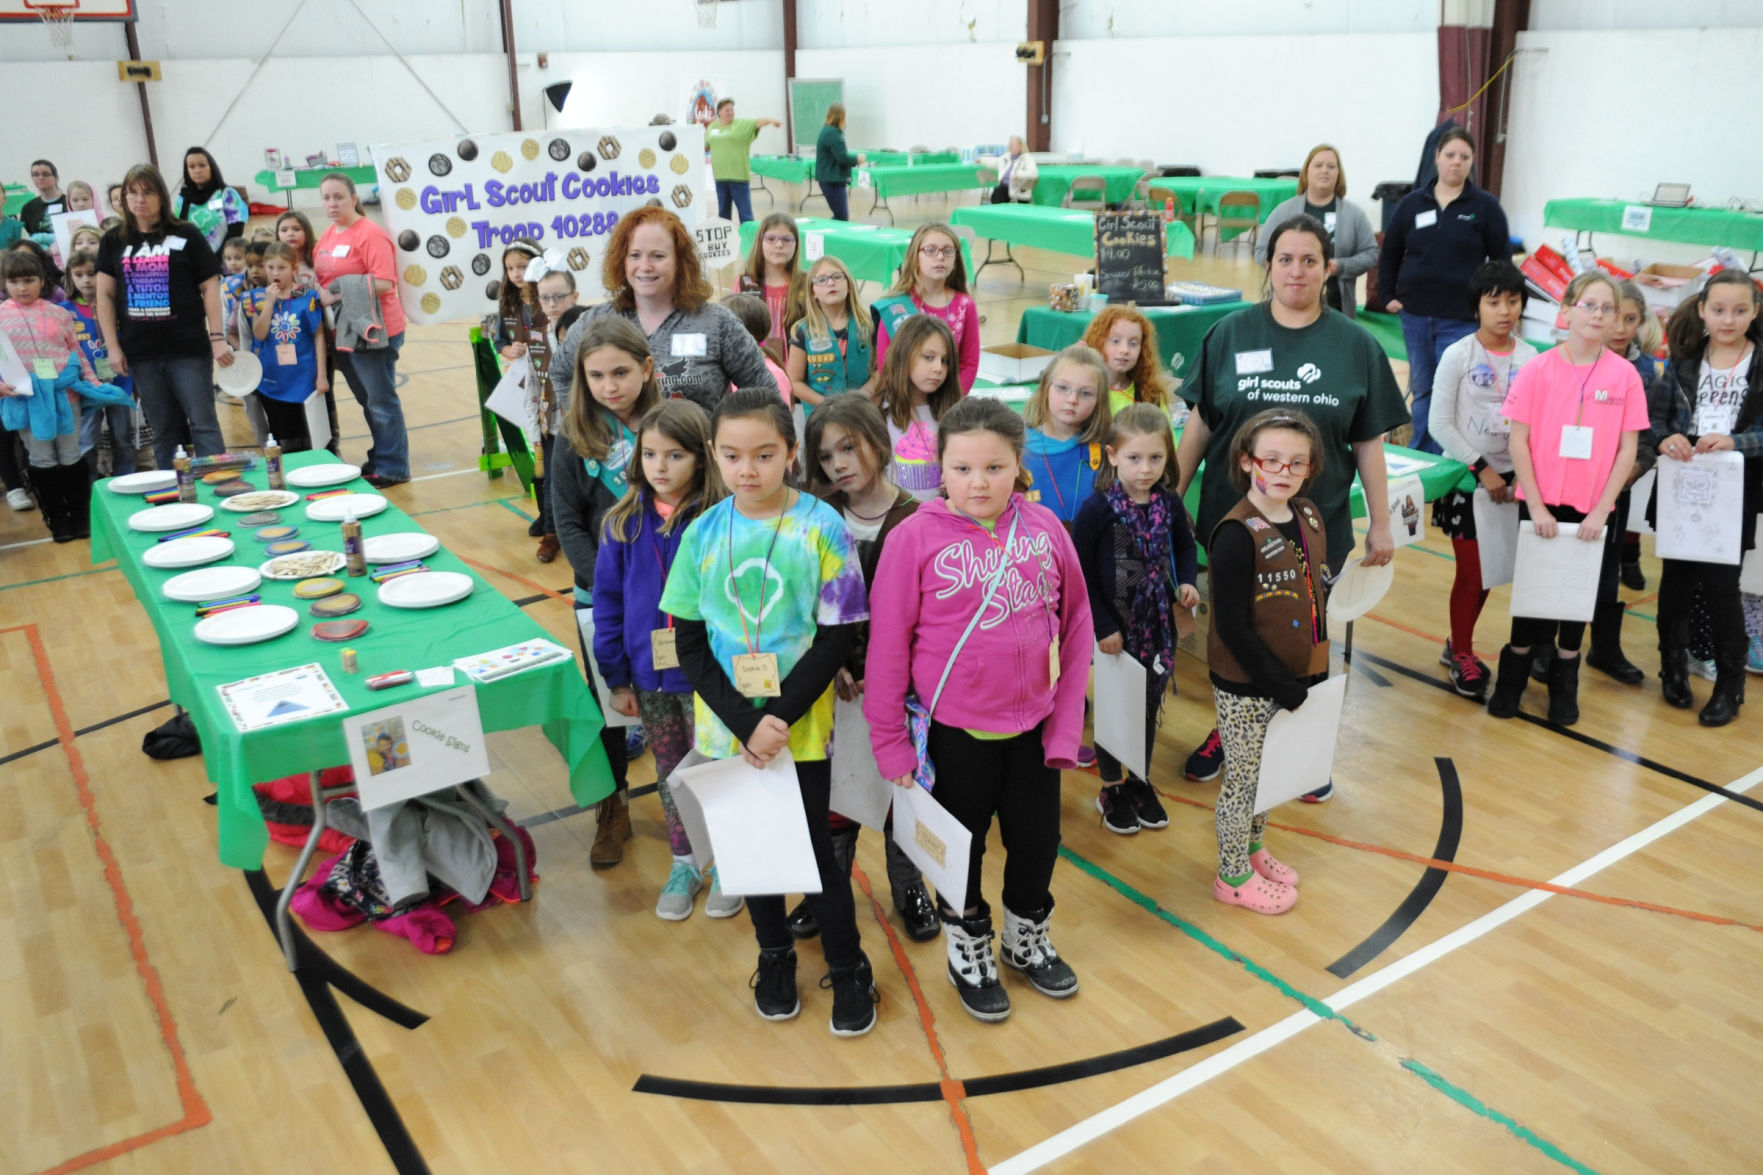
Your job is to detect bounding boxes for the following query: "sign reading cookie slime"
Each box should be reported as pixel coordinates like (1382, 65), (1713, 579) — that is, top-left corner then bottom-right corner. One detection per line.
(372, 125), (707, 324)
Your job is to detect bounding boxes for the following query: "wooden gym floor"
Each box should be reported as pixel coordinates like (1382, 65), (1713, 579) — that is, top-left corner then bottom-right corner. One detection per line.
(3, 190), (1760, 1175)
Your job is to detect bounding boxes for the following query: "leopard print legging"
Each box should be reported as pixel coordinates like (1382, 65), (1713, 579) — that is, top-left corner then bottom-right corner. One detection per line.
(1212, 688), (1276, 879)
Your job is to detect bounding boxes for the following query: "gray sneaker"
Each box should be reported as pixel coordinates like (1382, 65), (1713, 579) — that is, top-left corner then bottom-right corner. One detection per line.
(703, 864), (745, 919)
(655, 858), (703, 921)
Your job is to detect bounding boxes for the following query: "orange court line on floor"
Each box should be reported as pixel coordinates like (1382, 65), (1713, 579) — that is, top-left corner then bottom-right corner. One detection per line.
(3, 624), (213, 1175)
(457, 554), (573, 604)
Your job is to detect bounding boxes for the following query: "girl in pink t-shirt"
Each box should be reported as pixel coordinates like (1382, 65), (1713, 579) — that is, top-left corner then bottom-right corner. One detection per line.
(1487, 271), (1646, 726)
(873, 223), (980, 392)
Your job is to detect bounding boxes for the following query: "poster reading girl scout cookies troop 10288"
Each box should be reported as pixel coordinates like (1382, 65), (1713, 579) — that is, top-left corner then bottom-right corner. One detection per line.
(372, 124), (708, 324)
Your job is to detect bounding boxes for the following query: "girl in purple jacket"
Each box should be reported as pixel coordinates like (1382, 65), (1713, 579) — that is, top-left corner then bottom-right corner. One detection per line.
(864, 396), (1093, 1024)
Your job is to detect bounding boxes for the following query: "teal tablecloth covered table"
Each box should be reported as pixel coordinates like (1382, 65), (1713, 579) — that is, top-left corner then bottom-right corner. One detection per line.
(737, 216), (972, 287)
(254, 164), (379, 207)
(4, 181), (28, 217)
(951, 204), (1197, 278)
(863, 151), (960, 168)
(1015, 301), (1241, 377)
(91, 451), (614, 870)
(1543, 198), (1763, 253)
(1146, 176), (1298, 241)
(855, 162), (997, 221)
(1030, 164), (1145, 208)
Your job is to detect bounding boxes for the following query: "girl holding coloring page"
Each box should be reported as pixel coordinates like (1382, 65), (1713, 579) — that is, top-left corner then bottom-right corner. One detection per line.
(660, 389), (878, 1036)
(873, 223), (980, 392)
(1022, 344), (1112, 528)
(1645, 271), (1763, 726)
(865, 396), (1092, 1023)
(1485, 271), (1647, 726)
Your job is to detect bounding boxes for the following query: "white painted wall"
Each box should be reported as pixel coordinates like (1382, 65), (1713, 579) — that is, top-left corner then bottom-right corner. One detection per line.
(1061, 0), (1435, 38)
(797, 0), (1023, 47)
(794, 43), (1022, 153)
(535, 49), (789, 155)
(1530, 0), (1763, 30)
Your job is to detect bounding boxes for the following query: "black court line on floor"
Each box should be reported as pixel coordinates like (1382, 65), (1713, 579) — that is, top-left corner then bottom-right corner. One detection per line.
(1350, 658), (1393, 688)
(1353, 649), (1763, 814)
(0, 698), (172, 766)
(520, 782), (658, 829)
(511, 592), (548, 608)
(632, 1015), (1244, 1104)
(1326, 757), (1464, 979)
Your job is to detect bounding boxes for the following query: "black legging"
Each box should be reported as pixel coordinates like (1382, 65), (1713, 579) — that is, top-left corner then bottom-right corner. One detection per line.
(1509, 499), (1623, 652)
(927, 721), (1061, 917)
(1659, 559), (1747, 672)
(0, 428), (27, 492)
(742, 758), (862, 968)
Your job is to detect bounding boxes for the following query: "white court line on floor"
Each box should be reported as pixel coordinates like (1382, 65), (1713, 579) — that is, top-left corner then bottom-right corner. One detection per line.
(0, 537), (52, 552)
(990, 763), (1763, 1175)
(407, 467), (481, 483)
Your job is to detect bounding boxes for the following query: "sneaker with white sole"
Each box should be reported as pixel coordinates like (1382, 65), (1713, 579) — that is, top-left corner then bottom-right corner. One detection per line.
(1689, 656), (1718, 682)
(655, 858), (702, 921)
(703, 864), (745, 918)
(822, 952), (878, 1037)
(1096, 785), (1139, 835)
(1126, 779), (1168, 829)
(1184, 729), (1225, 782)
(750, 946), (800, 1020)
(7, 487), (34, 512)
(1300, 780), (1334, 803)
(1749, 633), (1763, 675)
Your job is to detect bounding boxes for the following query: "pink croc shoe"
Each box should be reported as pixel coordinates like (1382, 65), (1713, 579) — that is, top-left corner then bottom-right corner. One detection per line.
(1249, 847), (1299, 887)
(1213, 873), (1298, 915)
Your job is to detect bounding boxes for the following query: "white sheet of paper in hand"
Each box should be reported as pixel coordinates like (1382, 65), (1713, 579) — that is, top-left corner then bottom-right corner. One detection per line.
(1510, 521), (1601, 622)
(673, 749), (822, 896)
(1091, 644), (1146, 780)
(667, 748), (715, 873)
(1472, 488), (1520, 588)
(892, 783), (972, 914)
(483, 356), (537, 436)
(830, 697), (893, 832)
(0, 331), (32, 393)
(1655, 451), (1744, 566)
(1387, 474), (1426, 547)
(1255, 674), (1347, 815)
(1628, 468), (1655, 535)
(572, 608), (639, 728)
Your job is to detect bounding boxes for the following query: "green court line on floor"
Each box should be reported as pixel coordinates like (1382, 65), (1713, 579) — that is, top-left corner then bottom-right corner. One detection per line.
(407, 496), (528, 518)
(0, 565), (119, 592)
(1057, 845), (1605, 1175)
(496, 498), (536, 522)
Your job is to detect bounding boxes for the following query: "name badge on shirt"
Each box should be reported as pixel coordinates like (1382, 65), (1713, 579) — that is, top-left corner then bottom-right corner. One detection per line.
(1559, 424), (1594, 460)
(1047, 634), (1061, 687)
(1414, 210), (1439, 229)
(332, 245), (350, 258)
(732, 652), (780, 698)
(1235, 349), (1274, 375)
(166, 236), (187, 251)
(1324, 211), (1338, 233)
(672, 333), (708, 358)
(33, 357), (57, 379)
(93, 356), (116, 381)
(275, 343), (298, 366)
(651, 627), (679, 670)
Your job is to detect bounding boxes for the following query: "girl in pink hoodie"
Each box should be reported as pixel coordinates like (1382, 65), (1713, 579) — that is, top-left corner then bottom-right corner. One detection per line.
(864, 395), (1092, 1024)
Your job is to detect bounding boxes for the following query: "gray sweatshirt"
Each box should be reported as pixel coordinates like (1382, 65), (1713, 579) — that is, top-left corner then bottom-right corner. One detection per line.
(549, 300), (777, 415)
(1254, 195), (1379, 319)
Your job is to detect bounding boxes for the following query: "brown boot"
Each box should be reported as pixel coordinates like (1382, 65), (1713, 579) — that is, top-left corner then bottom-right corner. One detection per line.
(536, 534), (560, 563)
(590, 791), (631, 867)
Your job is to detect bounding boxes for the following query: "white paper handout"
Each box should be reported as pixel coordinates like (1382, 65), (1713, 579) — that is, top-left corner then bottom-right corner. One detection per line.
(1628, 468), (1656, 535)
(1091, 644), (1147, 780)
(1510, 521), (1601, 622)
(1387, 474), (1426, 547)
(830, 697), (894, 832)
(1472, 488), (1521, 588)
(216, 663), (348, 732)
(572, 608), (640, 728)
(343, 685), (492, 810)
(1255, 674), (1348, 815)
(483, 356), (538, 437)
(0, 331), (32, 393)
(672, 749), (822, 896)
(1655, 451), (1744, 566)
(49, 207), (101, 266)
(892, 782), (973, 915)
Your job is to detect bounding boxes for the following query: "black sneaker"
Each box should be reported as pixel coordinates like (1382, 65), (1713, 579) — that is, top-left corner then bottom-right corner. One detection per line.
(786, 898), (819, 940)
(750, 946), (800, 1021)
(1448, 650), (1491, 701)
(1126, 779), (1168, 829)
(895, 883), (941, 942)
(1184, 729), (1224, 781)
(1096, 785), (1139, 835)
(822, 953), (878, 1037)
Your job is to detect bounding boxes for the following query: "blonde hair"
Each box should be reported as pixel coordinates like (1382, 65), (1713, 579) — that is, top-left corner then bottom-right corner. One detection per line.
(1300, 144), (1346, 199)
(602, 401), (720, 542)
(799, 256), (871, 348)
(1613, 279), (1662, 357)
(825, 103), (846, 129)
(1095, 403), (1181, 494)
(889, 222), (967, 296)
(1023, 344), (1113, 446)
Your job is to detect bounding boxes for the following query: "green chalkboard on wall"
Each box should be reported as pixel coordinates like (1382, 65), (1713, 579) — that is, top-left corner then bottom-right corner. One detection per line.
(788, 78), (844, 154)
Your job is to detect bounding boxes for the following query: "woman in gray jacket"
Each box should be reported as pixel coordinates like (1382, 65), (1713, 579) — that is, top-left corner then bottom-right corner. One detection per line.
(1254, 144), (1377, 317)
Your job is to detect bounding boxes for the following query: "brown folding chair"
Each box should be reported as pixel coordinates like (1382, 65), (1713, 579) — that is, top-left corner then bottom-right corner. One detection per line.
(1062, 174), (1109, 211)
(1212, 190), (1262, 255)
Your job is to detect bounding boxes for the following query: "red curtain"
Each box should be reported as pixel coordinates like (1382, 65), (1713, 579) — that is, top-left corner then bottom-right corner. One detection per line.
(1437, 24), (1495, 163)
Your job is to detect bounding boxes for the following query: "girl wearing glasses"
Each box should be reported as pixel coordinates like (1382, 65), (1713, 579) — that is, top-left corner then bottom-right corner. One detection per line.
(1206, 409), (1330, 914)
(873, 222), (979, 392)
(1485, 270), (1647, 726)
(737, 213), (805, 353)
(788, 256), (875, 408)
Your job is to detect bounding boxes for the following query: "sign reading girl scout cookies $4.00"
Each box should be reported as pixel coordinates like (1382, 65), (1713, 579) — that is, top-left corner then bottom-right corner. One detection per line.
(373, 124), (707, 324)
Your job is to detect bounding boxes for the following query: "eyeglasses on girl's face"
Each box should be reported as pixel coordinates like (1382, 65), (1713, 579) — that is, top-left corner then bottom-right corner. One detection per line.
(1249, 454), (1312, 475)
(919, 245), (956, 259)
(811, 273), (846, 287)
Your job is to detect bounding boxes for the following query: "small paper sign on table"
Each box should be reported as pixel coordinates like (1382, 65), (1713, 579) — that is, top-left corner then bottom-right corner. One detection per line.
(1387, 474), (1426, 547)
(670, 749), (821, 896)
(1092, 644), (1147, 780)
(892, 783), (973, 914)
(830, 697), (893, 832)
(343, 685), (491, 811)
(1255, 674), (1347, 815)
(1472, 488), (1520, 588)
(1510, 521), (1601, 622)
(572, 609), (639, 728)
(1655, 451), (1744, 566)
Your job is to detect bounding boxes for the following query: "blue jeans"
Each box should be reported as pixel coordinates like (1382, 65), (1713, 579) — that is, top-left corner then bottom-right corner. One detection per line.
(80, 400), (137, 476)
(715, 180), (755, 224)
(133, 355), (222, 467)
(821, 181), (850, 222)
(1399, 313), (1476, 454)
(334, 332), (407, 480)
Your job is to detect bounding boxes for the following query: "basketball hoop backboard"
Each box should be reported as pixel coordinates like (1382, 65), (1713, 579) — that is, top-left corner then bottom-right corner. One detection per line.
(0, 0), (138, 19)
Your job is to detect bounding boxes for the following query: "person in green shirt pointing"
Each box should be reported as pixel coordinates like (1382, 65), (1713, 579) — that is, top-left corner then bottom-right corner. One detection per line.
(708, 97), (781, 225)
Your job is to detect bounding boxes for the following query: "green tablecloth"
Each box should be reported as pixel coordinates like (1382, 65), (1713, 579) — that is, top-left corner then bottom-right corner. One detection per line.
(736, 216), (973, 287)
(750, 155), (816, 185)
(863, 151), (960, 168)
(1542, 198), (1763, 253)
(1015, 301), (1242, 376)
(950, 204), (1197, 262)
(1146, 176), (1298, 241)
(858, 163), (997, 199)
(253, 164), (379, 193)
(90, 452), (614, 869)
(4, 182), (28, 217)
(1030, 165), (1145, 208)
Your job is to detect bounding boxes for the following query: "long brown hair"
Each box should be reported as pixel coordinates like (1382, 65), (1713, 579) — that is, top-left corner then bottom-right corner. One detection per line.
(117, 163), (187, 244)
(803, 393), (893, 496)
(1095, 403), (1180, 494)
(1227, 409), (1325, 493)
(1080, 304), (1171, 408)
(1665, 269), (1763, 361)
(563, 317), (663, 461)
(319, 171), (364, 216)
(877, 314), (961, 429)
(936, 395), (1033, 494)
(602, 400), (720, 542)
(889, 222), (968, 296)
(600, 206), (710, 314)
(496, 238), (544, 327)
(274, 210), (318, 271)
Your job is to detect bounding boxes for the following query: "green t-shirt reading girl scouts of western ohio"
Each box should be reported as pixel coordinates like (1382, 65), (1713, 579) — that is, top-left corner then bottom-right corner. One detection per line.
(1184, 302), (1410, 571)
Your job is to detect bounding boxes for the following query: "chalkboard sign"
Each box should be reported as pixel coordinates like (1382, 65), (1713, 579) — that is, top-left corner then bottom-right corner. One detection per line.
(1094, 210), (1168, 307)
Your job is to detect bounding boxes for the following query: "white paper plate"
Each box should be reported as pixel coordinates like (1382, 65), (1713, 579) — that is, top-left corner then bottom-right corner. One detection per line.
(259, 550), (347, 580)
(194, 603), (298, 646)
(362, 531), (440, 563)
(162, 564), (263, 603)
(107, 470), (178, 495)
(285, 462), (362, 488)
(219, 490), (300, 512)
(213, 350), (262, 395)
(306, 493), (388, 522)
(1326, 558), (1395, 623)
(379, 570), (474, 609)
(142, 535), (236, 569)
(129, 502), (215, 532)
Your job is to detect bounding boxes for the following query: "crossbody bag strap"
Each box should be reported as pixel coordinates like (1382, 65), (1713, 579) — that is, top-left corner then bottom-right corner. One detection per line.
(925, 509), (1020, 718)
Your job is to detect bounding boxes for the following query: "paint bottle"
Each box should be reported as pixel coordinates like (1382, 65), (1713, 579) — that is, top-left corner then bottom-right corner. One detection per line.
(341, 647), (359, 674)
(173, 445), (195, 503)
(341, 511), (366, 577)
(264, 434), (284, 490)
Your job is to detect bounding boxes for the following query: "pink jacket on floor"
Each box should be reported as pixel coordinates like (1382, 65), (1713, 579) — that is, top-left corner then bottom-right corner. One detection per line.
(863, 493), (1093, 778)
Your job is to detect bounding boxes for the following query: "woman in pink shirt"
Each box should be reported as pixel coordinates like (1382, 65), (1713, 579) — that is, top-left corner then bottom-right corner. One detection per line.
(314, 172), (409, 486)
(1486, 271), (1647, 725)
